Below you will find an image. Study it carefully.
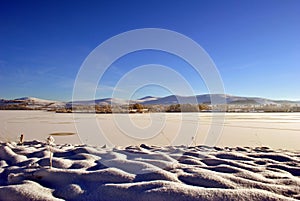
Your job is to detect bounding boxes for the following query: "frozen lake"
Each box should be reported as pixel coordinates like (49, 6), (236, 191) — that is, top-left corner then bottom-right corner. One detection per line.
(0, 110), (299, 150)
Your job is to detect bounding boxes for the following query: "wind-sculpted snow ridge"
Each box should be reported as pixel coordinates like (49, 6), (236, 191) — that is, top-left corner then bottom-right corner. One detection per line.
(0, 141), (299, 201)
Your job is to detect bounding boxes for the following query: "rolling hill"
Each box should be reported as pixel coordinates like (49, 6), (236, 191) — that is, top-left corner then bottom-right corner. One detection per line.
(0, 94), (299, 110)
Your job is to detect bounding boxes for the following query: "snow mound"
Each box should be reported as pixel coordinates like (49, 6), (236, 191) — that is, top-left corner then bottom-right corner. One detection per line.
(0, 141), (299, 201)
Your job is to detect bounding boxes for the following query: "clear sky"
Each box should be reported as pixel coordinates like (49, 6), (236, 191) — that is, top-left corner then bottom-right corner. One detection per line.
(0, 0), (299, 101)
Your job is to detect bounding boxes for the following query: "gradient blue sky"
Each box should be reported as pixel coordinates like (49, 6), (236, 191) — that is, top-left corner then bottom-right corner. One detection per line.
(0, 0), (299, 101)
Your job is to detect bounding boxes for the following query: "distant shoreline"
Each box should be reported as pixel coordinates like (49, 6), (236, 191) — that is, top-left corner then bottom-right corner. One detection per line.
(1, 108), (300, 113)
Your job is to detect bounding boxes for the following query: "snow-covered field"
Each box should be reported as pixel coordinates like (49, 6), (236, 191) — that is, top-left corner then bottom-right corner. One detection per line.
(0, 111), (299, 149)
(0, 141), (299, 201)
(0, 111), (300, 201)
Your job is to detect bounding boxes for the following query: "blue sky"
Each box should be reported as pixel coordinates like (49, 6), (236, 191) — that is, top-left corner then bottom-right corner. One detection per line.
(0, 0), (299, 101)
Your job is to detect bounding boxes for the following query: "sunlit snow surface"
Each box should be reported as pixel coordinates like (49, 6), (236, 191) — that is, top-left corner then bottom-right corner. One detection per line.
(0, 111), (299, 149)
(0, 111), (300, 200)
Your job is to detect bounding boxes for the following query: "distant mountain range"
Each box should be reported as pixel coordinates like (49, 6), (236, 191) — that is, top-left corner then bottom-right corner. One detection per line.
(70, 94), (300, 106)
(0, 94), (299, 110)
